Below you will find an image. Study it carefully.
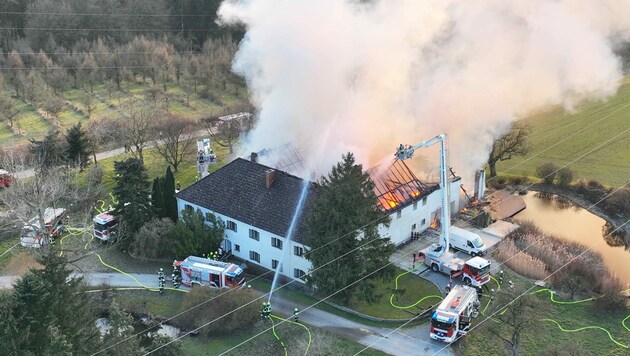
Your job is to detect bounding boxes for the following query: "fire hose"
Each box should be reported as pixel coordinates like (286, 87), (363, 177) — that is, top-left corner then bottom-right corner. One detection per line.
(270, 314), (312, 356)
(269, 315), (288, 356)
(389, 266), (443, 310)
(481, 276), (629, 349)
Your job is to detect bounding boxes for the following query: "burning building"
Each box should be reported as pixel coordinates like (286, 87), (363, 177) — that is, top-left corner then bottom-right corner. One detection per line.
(369, 159), (461, 246)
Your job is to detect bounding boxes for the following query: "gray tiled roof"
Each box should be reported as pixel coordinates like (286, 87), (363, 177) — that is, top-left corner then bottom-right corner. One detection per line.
(176, 158), (317, 243)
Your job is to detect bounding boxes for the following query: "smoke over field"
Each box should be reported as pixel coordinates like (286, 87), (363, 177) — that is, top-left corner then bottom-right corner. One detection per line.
(219, 0), (630, 181)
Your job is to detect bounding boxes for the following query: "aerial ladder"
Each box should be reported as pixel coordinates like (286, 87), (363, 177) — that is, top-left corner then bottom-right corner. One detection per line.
(395, 134), (491, 286)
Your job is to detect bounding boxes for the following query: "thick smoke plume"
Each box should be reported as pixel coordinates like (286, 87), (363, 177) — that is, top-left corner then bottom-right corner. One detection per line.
(219, 0), (630, 182)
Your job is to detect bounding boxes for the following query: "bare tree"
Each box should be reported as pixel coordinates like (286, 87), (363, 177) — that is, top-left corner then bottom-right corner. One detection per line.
(117, 99), (160, 164)
(487, 122), (531, 177)
(0, 153), (71, 247)
(204, 113), (245, 154)
(153, 115), (197, 172)
(80, 92), (96, 119)
(0, 93), (20, 128)
(488, 286), (546, 356)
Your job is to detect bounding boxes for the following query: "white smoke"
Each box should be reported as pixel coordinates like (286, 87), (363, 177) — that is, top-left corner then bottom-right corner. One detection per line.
(218, 0), (630, 182)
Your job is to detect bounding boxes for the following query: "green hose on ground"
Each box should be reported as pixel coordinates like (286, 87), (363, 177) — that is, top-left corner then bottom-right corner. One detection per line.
(542, 319), (628, 349)
(271, 314), (312, 356)
(388, 266), (443, 310)
(269, 315), (288, 356)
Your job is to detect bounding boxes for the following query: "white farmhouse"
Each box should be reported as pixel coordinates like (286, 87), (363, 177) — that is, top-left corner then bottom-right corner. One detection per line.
(176, 157), (461, 283)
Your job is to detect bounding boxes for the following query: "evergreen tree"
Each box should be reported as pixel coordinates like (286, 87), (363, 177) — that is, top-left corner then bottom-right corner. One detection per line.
(29, 129), (65, 172)
(151, 177), (166, 218)
(170, 209), (224, 258)
(10, 253), (100, 354)
(305, 153), (395, 304)
(163, 166), (178, 222)
(65, 122), (92, 170)
(112, 158), (153, 250)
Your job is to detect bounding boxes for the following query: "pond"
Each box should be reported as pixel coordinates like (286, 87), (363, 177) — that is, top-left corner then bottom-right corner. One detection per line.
(96, 317), (181, 338)
(513, 191), (630, 286)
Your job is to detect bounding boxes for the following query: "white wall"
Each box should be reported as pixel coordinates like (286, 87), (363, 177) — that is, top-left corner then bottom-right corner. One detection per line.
(380, 179), (462, 246)
(177, 199), (311, 283)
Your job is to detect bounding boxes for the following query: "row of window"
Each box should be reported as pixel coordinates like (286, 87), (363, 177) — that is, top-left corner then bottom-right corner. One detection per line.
(249, 251), (306, 280)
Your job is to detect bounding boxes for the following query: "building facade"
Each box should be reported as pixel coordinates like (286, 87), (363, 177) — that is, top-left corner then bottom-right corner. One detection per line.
(176, 157), (462, 283)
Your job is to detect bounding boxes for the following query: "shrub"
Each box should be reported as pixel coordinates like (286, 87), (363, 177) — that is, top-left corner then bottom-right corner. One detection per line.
(495, 239), (548, 280)
(592, 276), (627, 312)
(130, 218), (174, 259)
(556, 167), (574, 187)
(536, 162), (558, 184)
(552, 259), (599, 299)
(575, 179), (588, 194)
(602, 188), (630, 217)
(175, 287), (258, 336)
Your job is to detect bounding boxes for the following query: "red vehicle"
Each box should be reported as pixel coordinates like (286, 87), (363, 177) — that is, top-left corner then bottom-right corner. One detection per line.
(20, 207), (67, 248)
(430, 285), (480, 343)
(0, 169), (11, 188)
(174, 256), (245, 288)
(93, 211), (119, 241)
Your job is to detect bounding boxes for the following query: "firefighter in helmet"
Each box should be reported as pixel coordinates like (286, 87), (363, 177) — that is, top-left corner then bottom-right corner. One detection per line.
(293, 308), (299, 322)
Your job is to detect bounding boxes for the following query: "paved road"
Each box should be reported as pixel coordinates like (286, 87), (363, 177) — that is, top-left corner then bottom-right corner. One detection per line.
(13, 129), (210, 179)
(0, 272), (453, 356)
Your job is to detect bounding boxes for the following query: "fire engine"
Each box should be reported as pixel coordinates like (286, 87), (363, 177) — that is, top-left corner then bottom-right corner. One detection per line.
(396, 134), (491, 286)
(93, 211), (119, 241)
(430, 285), (480, 343)
(174, 256), (245, 288)
(0, 169), (11, 188)
(20, 207), (67, 248)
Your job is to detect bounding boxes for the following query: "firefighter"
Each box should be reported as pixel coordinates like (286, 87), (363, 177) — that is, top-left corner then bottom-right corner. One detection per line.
(498, 270), (504, 284)
(261, 302), (271, 319)
(158, 268), (165, 295)
(293, 308), (299, 322)
(445, 279), (452, 294)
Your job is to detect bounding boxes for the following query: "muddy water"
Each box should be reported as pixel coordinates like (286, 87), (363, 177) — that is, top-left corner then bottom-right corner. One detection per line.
(514, 191), (629, 286)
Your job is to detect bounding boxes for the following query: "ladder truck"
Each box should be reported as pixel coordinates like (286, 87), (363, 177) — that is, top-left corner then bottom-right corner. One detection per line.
(395, 134), (491, 287)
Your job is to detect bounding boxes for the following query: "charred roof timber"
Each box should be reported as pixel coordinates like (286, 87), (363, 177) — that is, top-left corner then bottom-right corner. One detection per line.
(368, 159), (439, 212)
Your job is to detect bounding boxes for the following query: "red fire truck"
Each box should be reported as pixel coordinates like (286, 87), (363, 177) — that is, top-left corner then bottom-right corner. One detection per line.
(93, 211), (119, 241)
(174, 256), (245, 288)
(430, 285), (480, 343)
(0, 169), (11, 188)
(20, 207), (67, 248)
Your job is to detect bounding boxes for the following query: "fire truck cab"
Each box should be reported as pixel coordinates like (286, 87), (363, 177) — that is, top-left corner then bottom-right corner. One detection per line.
(430, 285), (480, 343)
(20, 207), (67, 248)
(174, 256), (245, 288)
(419, 248), (491, 287)
(0, 169), (11, 188)
(93, 212), (119, 241)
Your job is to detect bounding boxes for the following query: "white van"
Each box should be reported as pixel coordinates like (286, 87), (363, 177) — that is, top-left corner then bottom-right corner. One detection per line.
(449, 226), (487, 257)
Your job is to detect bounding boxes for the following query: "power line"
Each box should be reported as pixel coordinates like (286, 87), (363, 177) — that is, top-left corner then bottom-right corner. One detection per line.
(0, 11), (212, 18)
(430, 217), (630, 356)
(358, 180), (630, 355)
(0, 27), (217, 32)
(0, 50), (203, 56)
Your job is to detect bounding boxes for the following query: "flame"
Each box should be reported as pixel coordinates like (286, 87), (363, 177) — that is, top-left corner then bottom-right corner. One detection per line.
(461, 207), (468, 213)
(430, 218), (438, 229)
(411, 190), (420, 197)
(388, 200), (398, 208)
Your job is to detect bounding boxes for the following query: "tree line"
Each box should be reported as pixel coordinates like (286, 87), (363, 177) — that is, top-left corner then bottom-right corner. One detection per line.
(0, 0), (240, 52)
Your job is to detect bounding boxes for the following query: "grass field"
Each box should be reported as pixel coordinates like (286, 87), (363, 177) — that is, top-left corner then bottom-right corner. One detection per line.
(459, 270), (630, 356)
(496, 77), (630, 187)
(0, 79), (247, 150)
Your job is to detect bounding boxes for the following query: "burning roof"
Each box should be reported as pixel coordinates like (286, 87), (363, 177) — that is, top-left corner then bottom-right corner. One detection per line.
(368, 159), (438, 212)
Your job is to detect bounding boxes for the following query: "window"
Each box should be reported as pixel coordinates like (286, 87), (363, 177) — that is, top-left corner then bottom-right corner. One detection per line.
(184, 204), (193, 212)
(249, 229), (260, 241)
(396, 210), (401, 219)
(272, 259), (279, 269)
(422, 197), (427, 206)
(294, 269), (306, 280)
(249, 251), (260, 263)
(234, 244), (240, 252)
(412, 223), (416, 230)
(226, 221), (237, 232)
(421, 219), (426, 226)
(294, 246), (304, 257)
(413, 201), (418, 210)
(271, 237), (283, 250)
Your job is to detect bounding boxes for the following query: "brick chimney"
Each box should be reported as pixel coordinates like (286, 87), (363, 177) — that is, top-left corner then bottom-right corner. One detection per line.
(265, 169), (276, 188)
(250, 152), (258, 163)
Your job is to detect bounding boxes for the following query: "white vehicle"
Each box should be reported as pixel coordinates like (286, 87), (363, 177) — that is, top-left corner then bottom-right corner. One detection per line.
(20, 207), (66, 248)
(397, 135), (491, 287)
(430, 285), (480, 343)
(449, 226), (487, 257)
